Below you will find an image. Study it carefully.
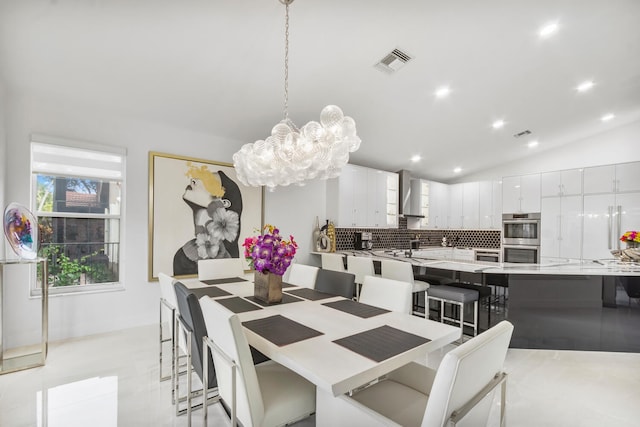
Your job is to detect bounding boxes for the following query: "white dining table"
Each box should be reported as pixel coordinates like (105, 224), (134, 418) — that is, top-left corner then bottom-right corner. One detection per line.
(181, 276), (461, 396)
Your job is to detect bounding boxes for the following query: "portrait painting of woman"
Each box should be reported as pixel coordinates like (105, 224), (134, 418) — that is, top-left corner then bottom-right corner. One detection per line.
(149, 153), (263, 280)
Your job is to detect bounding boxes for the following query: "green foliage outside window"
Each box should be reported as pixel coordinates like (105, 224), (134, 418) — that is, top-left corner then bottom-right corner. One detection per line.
(38, 245), (117, 287)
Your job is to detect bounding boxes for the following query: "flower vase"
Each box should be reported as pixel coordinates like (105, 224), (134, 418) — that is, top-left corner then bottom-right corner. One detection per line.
(254, 271), (283, 304)
(627, 241), (639, 249)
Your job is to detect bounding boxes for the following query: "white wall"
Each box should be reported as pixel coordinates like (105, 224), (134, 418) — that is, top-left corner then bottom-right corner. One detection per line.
(455, 120), (640, 182)
(2, 93), (256, 347)
(264, 180), (327, 268)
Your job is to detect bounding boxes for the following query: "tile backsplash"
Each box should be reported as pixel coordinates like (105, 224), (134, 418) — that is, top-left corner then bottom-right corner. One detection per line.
(335, 217), (501, 251)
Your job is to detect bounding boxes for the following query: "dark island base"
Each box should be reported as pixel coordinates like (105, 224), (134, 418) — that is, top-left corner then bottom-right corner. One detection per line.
(507, 275), (640, 353)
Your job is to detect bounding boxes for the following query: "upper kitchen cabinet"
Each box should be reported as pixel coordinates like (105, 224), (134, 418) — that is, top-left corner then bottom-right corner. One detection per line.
(502, 173), (541, 213)
(327, 164), (398, 228)
(428, 181), (449, 229)
(541, 169), (582, 197)
(448, 183), (464, 229)
(584, 161), (640, 194)
(409, 179), (430, 228)
(479, 180), (502, 229)
(462, 182), (480, 229)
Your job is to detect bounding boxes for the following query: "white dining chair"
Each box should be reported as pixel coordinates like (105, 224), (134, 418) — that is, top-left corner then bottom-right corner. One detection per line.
(286, 263), (320, 289)
(198, 258), (245, 281)
(359, 275), (412, 314)
(159, 272), (178, 382)
(347, 256), (376, 299)
(321, 253), (346, 272)
(317, 320), (514, 427)
(200, 297), (316, 427)
(381, 259), (430, 317)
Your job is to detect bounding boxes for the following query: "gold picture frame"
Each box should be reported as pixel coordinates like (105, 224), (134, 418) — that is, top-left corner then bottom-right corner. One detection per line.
(148, 151), (263, 281)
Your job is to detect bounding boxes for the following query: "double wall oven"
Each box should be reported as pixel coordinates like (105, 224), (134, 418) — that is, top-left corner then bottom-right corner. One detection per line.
(502, 213), (541, 264)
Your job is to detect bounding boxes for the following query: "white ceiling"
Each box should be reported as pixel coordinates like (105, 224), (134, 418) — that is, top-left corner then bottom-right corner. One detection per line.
(1, 0), (639, 182)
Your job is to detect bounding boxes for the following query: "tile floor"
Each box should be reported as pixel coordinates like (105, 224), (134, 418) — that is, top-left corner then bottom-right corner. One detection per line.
(0, 324), (639, 427)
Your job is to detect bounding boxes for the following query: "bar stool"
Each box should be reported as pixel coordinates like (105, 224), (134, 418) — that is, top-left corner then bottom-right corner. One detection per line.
(427, 285), (479, 341)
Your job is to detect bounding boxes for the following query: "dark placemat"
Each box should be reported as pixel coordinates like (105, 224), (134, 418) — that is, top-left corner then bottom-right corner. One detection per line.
(333, 325), (430, 362)
(281, 282), (296, 288)
(322, 299), (390, 318)
(285, 288), (335, 301)
(243, 315), (323, 346)
(215, 296), (262, 313)
(190, 287), (232, 299)
(201, 277), (248, 286)
(245, 293), (303, 307)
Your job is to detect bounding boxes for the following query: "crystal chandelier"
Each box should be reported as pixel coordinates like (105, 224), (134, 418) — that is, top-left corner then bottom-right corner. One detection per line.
(233, 0), (361, 191)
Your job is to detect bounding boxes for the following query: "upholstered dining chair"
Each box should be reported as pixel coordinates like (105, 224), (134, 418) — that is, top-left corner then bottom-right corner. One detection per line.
(318, 320), (514, 427)
(381, 259), (430, 317)
(198, 258), (245, 281)
(200, 296), (316, 427)
(286, 263), (320, 289)
(359, 275), (412, 314)
(321, 253), (347, 272)
(315, 269), (356, 299)
(173, 282), (220, 425)
(346, 255), (376, 299)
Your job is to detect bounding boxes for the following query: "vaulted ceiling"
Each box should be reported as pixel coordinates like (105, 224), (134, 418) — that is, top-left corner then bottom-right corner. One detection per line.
(1, 0), (639, 182)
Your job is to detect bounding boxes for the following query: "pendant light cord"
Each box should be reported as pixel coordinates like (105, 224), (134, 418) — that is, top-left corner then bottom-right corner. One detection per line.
(283, 0), (290, 122)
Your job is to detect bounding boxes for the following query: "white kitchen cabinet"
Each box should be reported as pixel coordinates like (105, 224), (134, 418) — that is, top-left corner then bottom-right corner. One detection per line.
(428, 181), (449, 229)
(584, 162), (640, 194)
(407, 179), (430, 229)
(583, 165), (616, 194)
(540, 195), (582, 261)
(367, 169), (387, 227)
(615, 161), (640, 193)
(452, 247), (475, 261)
(385, 172), (399, 227)
(479, 180), (502, 229)
(462, 181), (480, 228)
(502, 173), (541, 213)
(448, 183), (464, 228)
(582, 192), (640, 259)
(541, 169), (582, 197)
(327, 164), (398, 228)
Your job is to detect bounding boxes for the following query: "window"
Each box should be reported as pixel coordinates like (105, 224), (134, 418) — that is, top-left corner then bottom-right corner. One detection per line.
(31, 136), (125, 294)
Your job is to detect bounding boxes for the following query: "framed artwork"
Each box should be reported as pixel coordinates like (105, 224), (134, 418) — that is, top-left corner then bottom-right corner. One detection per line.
(148, 152), (263, 281)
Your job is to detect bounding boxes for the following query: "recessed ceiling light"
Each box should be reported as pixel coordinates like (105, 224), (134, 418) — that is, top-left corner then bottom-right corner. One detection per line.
(453, 167), (462, 173)
(528, 140), (539, 148)
(492, 120), (506, 129)
(576, 80), (595, 92)
(410, 155), (421, 162)
(434, 86), (451, 99)
(601, 113), (615, 122)
(539, 22), (559, 38)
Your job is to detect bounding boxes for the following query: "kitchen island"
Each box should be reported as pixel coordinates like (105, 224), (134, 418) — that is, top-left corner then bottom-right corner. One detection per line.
(313, 249), (640, 352)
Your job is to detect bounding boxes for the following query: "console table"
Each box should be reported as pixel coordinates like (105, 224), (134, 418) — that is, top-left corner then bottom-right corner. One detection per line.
(0, 258), (49, 374)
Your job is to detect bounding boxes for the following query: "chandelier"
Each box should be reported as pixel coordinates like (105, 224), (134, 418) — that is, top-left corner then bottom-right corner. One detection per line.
(233, 0), (361, 190)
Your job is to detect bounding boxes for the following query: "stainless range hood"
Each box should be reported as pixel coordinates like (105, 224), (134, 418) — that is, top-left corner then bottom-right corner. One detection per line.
(397, 170), (425, 218)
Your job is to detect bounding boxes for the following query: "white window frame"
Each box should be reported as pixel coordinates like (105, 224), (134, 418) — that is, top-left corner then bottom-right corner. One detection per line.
(30, 134), (126, 297)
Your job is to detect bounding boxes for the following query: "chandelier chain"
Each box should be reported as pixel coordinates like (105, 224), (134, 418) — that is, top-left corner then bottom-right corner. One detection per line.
(283, 1), (290, 121)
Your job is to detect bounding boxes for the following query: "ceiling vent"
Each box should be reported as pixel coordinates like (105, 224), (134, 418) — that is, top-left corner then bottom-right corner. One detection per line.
(513, 129), (532, 138)
(375, 48), (413, 73)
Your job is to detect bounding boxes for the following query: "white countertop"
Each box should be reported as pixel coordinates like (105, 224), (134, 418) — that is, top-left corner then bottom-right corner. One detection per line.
(313, 250), (640, 276)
